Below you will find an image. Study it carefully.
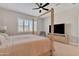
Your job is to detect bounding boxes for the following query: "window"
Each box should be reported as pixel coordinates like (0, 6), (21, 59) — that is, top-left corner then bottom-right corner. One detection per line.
(34, 20), (37, 32)
(29, 20), (33, 32)
(17, 18), (37, 33)
(24, 20), (29, 32)
(17, 18), (24, 32)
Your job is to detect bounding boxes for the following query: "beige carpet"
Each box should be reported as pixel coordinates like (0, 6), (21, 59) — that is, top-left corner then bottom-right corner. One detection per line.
(53, 41), (79, 56)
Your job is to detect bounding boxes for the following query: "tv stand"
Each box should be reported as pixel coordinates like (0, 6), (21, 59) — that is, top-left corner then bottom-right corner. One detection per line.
(48, 33), (69, 44)
(52, 33), (65, 37)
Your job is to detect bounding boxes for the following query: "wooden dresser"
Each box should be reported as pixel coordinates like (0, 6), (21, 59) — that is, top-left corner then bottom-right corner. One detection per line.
(48, 33), (69, 44)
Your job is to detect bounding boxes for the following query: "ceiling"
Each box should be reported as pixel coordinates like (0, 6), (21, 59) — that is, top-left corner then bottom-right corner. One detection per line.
(0, 3), (79, 17)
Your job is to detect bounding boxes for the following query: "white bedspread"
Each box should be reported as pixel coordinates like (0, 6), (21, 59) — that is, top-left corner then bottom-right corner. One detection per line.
(0, 34), (48, 48)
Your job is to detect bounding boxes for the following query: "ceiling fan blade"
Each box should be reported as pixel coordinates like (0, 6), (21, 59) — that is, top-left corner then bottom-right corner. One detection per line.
(32, 8), (40, 10)
(42, 3), (49, 7)
(36, 3), (40, 7)
(42, 8), (49, 11)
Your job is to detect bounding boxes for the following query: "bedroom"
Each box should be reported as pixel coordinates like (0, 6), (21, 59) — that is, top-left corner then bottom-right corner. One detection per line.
(0, 3), (79, 56)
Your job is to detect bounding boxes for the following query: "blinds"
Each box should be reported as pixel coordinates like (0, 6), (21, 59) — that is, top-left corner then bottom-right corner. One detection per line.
(17, 17), (37, 33)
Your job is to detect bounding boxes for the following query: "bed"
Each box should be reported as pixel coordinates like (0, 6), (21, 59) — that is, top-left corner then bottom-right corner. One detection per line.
(0, 34), (54, 56)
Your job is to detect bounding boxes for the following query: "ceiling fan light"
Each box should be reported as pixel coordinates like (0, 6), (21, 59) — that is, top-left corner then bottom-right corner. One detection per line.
(40, 3), (42, 6)
(39, 10), (42, 13)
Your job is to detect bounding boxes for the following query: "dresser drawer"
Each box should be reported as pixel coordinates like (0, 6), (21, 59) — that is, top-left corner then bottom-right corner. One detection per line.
(53, 35), (68, 43)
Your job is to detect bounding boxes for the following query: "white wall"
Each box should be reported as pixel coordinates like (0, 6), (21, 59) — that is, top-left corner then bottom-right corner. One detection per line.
(37, 18), (45, 34)
(0, 8), (34, 35)
(0, 9), (4, 26)
(43, 16), (51, 35)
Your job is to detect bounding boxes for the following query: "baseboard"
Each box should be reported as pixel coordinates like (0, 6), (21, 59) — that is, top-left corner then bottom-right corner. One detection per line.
(69, 42), (79, 46)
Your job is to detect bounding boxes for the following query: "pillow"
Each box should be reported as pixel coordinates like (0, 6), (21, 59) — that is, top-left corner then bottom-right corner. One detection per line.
(0, 33), (8, 37)
(0, 35), (6, 45)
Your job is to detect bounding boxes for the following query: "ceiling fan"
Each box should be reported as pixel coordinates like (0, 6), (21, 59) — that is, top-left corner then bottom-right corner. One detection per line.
(32, 3), (50, 13)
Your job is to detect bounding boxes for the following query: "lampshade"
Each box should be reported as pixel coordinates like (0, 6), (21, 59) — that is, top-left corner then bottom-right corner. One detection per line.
(4, 26), (7, 30)
(0, 26), (7, 33)
(0, 26), (7, 30)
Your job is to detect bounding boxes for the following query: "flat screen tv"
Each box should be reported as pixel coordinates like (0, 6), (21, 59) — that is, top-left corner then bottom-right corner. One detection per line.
(49, 24), (65, 34)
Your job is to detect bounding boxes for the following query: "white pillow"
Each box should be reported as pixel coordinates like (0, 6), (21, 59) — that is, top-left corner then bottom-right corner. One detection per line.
(0, 33), (8, 37)
(0, 35), (6, 44)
